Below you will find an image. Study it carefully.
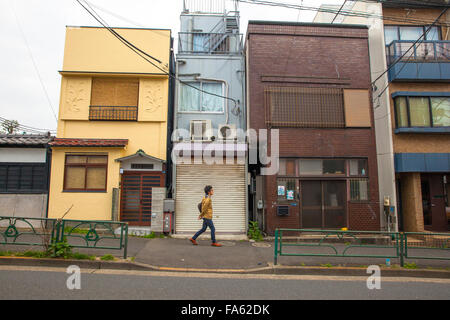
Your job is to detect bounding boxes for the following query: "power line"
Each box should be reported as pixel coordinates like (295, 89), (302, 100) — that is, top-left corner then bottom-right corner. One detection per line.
(9, 0), (58, 123)
(76, 0), (239, 109)
(0, 117), (56, 132)
(332, 0), (348, 23)
(238, 0), (450, 26)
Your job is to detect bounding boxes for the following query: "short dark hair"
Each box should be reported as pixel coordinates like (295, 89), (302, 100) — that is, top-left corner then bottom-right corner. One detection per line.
(204, 185), (213, 195)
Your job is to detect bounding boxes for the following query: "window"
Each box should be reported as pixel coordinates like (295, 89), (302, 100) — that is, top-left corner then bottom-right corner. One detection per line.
(394, 96), (450, 128)
(349, 159), (368, 176)
(0, 164), (47, 193)
(90, 78), (139, 121)
(64, 155), (108, 192)
(350, 179), (369, 201)
(384, 25), (441, 45)
(265, 87), (345, 128)
(277, 178), (297, 201)
(298, 159), (346, 175)
(179, 82), (224, 113)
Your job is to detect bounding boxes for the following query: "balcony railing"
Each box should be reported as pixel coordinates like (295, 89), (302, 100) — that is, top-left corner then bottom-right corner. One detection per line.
(178, 32), (242, 54)
(387, 40), (450, 65)
(386, 40), (450, 82)
(183, 0), (238, 14)
(89, 106), (138, 121)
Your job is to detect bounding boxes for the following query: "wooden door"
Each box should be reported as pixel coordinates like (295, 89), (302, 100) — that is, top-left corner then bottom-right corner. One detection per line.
(120, 172), (163, 226)
(422, 174), (448, 231)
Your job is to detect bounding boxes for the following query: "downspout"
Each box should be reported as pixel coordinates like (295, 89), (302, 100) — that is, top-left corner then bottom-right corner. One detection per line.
(194, 76), (229, 124)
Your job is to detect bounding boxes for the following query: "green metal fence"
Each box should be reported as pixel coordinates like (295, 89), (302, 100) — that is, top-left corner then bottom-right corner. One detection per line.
(403, 232), (450, 262)
(0, 216), (129, 259)
(274, 228), (450, 267)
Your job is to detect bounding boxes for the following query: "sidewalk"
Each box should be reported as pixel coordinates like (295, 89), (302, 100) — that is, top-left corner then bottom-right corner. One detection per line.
(2, 236), (450, 271)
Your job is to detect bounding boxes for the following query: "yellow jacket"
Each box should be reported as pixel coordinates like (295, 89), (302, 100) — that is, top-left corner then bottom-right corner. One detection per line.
(200, 196), (213, 219)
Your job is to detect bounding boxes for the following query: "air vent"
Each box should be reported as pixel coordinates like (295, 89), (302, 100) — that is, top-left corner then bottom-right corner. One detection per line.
(218, 124), (237, 140)
(277, 206), (289, 216)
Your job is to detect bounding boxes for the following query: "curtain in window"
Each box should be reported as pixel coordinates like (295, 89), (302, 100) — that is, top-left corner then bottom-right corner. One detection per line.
(179, 82), (200, 112)
(395, 97), (409, 128)
(384, 26), (399, 45)
(431, 97), (450, 127)
(425, 27), (440, 40)
(202, 83), (223, 112)
(409, 97), (431, 127)
(193, 34), (208, 52)
(399, 27), (423, 41)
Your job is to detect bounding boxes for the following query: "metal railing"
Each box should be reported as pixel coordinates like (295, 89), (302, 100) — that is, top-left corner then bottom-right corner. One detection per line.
(274, 228), (450, 267)
(0, 216), (129, 259)
(89, 106), (138, 121)
(386, 40), (450, 65)
(178, 32), (242, 54)
(183, 0), (238, 14)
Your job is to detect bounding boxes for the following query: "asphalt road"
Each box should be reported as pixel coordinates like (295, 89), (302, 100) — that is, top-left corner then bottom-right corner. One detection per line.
(0, 266), (449, 301)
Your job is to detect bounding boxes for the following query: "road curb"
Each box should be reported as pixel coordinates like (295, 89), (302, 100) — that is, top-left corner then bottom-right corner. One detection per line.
(1, 256), (449, 279)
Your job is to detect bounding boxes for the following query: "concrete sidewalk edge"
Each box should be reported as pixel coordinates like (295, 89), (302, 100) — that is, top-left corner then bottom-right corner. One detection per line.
(1, 256), (449, 279)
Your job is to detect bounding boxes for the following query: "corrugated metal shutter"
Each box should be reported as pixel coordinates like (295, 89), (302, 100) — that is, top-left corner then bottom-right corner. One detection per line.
(175, 163), (246, 234)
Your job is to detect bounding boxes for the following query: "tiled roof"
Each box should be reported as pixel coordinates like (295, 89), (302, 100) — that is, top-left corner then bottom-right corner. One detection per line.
(50, 138), (128, 148)
(0, 134), (54, 146)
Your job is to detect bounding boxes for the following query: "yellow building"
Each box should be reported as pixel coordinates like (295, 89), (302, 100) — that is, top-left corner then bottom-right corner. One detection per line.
(48, 26), (173, 226)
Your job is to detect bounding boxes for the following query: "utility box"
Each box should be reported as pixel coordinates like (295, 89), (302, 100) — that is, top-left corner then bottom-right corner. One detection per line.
(163, 212), (174, 234)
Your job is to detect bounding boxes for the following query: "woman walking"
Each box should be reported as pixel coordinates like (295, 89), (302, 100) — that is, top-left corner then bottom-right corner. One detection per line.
(189, 185), (222, 247)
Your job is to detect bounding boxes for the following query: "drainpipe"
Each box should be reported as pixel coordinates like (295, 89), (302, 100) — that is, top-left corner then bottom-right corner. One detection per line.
(194, 76), (229, 124)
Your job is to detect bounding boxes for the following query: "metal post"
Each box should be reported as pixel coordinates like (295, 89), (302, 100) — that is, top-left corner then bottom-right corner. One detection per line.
(400, 232), (405, 267)
(123, 224), (129, 260)
(274, 229), (278, 265)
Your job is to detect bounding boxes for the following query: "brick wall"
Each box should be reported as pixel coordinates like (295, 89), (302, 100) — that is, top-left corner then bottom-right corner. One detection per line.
(247, 23), (380, 233)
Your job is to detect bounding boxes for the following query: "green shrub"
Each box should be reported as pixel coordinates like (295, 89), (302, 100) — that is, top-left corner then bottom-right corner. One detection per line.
(48, 237), (73, 259)
(100, 254), (115, 261)
(248, 221), (263, 241)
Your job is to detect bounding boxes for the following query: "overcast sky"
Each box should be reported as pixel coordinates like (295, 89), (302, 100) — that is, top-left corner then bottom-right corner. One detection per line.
(0, 0), (345, 133)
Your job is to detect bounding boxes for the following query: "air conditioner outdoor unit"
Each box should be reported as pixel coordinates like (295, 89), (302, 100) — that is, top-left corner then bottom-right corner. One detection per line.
(217, 124), (237, 140)
(190, 120), (213, 141)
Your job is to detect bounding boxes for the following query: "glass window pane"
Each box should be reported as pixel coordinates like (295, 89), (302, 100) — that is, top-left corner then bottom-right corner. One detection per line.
(350, 179), (369, 201)
(86, 167), (107, 190)
(350, 159), (368, 176)
(277, 179), (296, 201)
(323, 160), (345, 175)
(286, 160), (295, 176)
(299, 160), (322, 175)
(279, 159), (286, 175)
(179, 82), (200, 112)
(384, 26), (398, 45)
(66, 156), (87, 164)
(399, 26), (423, 41)
(395, 97), (409, 127)
(202, 83), (223, 112)
(431, 97), (450, 127)
(88, 156), (108, 164)
(65, 167), (86, 189)
(409, 97), (431, 127)
(193, 34), (208, 52)
(425, 26), (440, 40)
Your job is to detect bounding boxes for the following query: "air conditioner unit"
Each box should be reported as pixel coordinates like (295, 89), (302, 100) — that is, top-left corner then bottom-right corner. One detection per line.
(190, 120), (213, 141)
(217, 124), (237, 140)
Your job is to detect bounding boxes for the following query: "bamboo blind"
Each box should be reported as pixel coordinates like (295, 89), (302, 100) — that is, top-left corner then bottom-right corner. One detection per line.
(91, 78), (139, 107)
(264, 87), (345, 128)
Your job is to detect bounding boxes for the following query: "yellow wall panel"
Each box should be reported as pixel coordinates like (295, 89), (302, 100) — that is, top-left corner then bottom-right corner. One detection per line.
(59, 76), (91, 120)
(138, 78), (169, 122)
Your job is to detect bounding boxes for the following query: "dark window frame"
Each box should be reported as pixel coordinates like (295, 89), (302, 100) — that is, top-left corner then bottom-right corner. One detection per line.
(63, 154), (108, 192)
(394, 96), (450, 129)
(0, 163), (48, 193)
(384, 25), (442, 45)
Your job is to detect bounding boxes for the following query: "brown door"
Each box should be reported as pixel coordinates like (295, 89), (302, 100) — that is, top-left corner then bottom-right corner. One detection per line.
(301, 180), (346, 229)
(422, 174), (447, 231)
(120, 172), (163, 226)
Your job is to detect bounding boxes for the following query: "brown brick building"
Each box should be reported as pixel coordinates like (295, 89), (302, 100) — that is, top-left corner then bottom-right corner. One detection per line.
(246, 21), (380, 234)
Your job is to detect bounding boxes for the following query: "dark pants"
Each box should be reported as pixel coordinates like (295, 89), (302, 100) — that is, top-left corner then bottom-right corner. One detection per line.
(192, 218), (216, 243)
